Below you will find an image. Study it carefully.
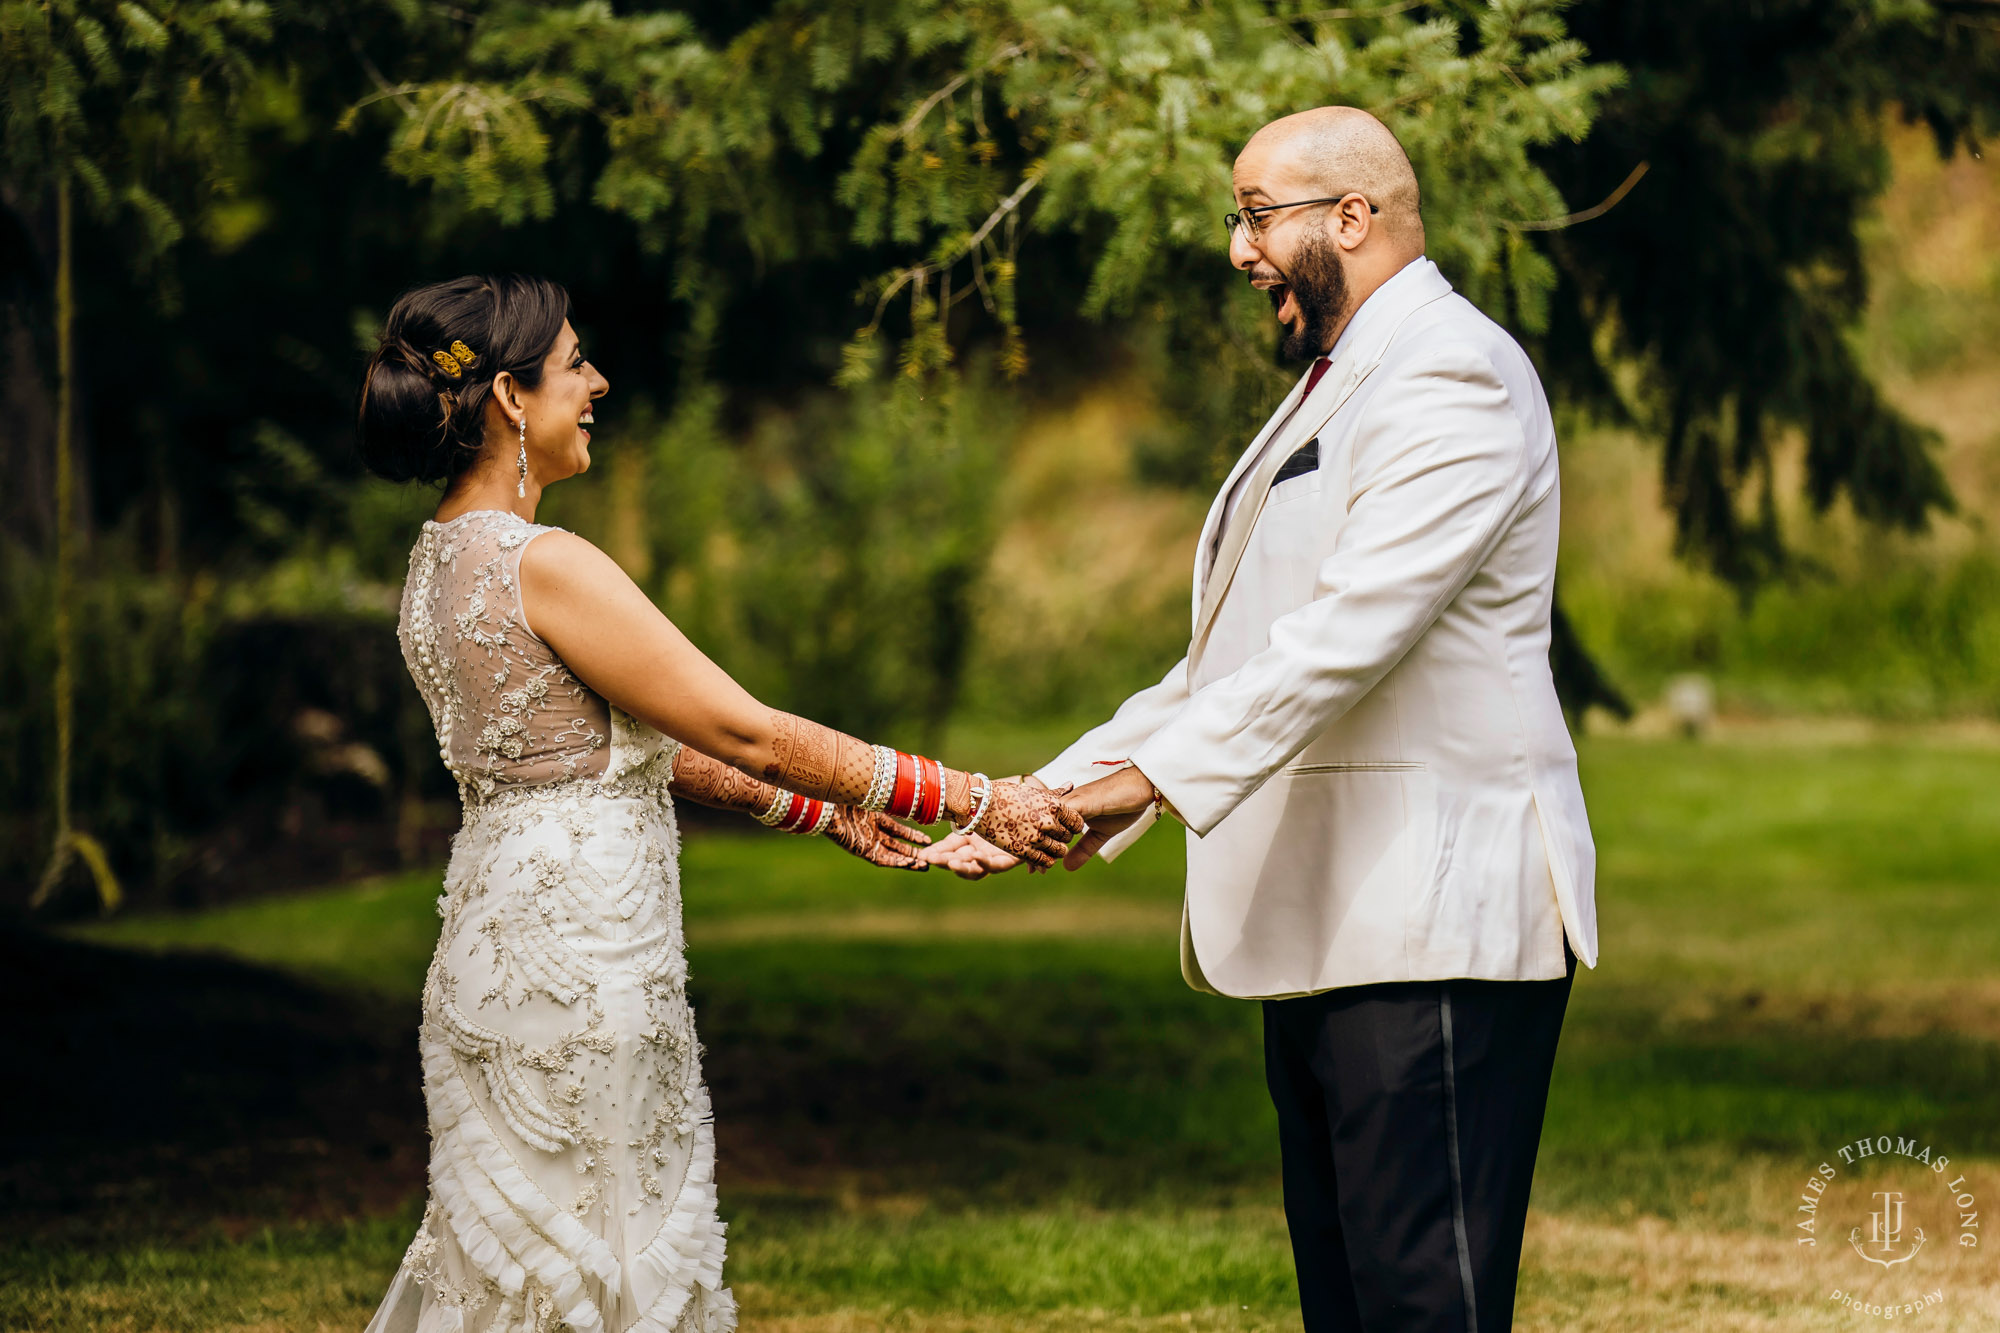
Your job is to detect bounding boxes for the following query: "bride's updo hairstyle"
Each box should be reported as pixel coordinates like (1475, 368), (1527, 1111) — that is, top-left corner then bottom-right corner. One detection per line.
(357, 274), (572, 484)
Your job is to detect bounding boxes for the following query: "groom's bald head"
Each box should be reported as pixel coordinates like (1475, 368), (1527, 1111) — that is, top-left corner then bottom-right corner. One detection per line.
(1229, 107), (1426, 358)
(1239, 107), (1424, 254)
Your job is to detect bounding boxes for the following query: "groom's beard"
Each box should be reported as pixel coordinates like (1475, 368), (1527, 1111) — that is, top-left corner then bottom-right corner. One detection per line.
(1269, 227), (1351, 362)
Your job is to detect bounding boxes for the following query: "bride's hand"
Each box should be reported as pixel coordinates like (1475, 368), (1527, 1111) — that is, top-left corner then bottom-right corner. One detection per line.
(825, 808), (933, 872)
(923, 831), (1021, 880)
(971, 780), (1086, 869)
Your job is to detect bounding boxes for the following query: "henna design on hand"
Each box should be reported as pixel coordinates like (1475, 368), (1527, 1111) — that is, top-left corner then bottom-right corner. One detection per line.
(970, 781), (1087, 868)
(824, 807), (932, 872)
(939, 767), (974, 823)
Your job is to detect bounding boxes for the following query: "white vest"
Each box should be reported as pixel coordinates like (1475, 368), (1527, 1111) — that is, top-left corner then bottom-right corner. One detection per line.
(1037, 258), (1596, 998)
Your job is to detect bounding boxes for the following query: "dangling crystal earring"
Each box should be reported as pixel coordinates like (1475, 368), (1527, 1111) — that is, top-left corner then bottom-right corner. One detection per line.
(516, 417), (528, 498)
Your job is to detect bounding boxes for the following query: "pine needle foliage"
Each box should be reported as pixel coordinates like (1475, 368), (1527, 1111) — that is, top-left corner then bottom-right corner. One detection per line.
(1538, 0), (2000, 593)
(362, 0), (1619, 392)
(0, 0), (272, 260)
(2, 0), (272, 914)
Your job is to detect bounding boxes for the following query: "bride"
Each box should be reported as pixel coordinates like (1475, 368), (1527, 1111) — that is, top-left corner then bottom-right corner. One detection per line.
(355, 274), (1084, 1333)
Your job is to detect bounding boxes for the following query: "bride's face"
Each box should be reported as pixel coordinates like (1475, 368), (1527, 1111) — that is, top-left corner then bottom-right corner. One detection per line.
(511, 320), (610, 483)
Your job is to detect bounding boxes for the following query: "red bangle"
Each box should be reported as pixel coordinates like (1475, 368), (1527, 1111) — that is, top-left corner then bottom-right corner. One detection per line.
(888, 751), (916, 819)
(780, 794), (824, 833)
(918, 756), (944, 825)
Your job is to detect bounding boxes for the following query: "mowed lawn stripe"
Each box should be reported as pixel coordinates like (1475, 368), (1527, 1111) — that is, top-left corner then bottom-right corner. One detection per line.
(16, 735), (1996, 1330)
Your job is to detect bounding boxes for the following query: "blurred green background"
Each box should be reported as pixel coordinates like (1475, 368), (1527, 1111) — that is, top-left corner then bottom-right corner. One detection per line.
(4, 1), (2000, 1329)
(9, 0), (2000, 907)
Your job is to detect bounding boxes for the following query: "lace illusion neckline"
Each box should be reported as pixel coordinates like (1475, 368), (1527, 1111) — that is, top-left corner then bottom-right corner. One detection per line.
(425, 508), (526, 530)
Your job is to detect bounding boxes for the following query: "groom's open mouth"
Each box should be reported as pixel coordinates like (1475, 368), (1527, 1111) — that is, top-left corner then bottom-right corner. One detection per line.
(1264, 280), (1299, 328)
(1276, 284), (1299, 327)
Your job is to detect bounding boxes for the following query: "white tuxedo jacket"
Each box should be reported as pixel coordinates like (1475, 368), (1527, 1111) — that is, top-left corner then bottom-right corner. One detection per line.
(1037, 258), (1596, 998)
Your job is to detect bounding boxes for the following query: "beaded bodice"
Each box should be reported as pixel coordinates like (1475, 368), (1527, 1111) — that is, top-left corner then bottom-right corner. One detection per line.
(399, 510), (612, 801)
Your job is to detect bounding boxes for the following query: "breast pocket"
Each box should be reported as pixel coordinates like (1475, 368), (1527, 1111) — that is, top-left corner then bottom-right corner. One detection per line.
(1247, 466), (1327, 609)
(1267, 474), (1320, 506)
(1271, 436), (1320, 487)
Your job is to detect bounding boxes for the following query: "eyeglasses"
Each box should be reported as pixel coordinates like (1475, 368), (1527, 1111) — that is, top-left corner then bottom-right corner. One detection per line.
(1224, 194), (1378, 240)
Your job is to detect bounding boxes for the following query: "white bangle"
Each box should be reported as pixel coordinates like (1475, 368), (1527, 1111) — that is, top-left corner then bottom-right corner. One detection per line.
(954, 773), (994, 836)
(863, 744), (896, 812)
(754, 788), (790, 827)
(808, 802), (836, 836)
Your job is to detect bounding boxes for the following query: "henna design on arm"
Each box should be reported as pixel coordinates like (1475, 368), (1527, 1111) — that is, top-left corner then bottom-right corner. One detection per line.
(833, 732), (875, 797)
(763, 711), (844, 797)
(746, 714), (1078, 868)
(672, 746), (780, 816)
(678, 736), (931, 871)
(764, 712), (798, 784)
(792, 723), (835, 794)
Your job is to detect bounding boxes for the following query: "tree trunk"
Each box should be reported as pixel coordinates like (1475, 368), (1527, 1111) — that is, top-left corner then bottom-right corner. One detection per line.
(31, 171), (121, 914)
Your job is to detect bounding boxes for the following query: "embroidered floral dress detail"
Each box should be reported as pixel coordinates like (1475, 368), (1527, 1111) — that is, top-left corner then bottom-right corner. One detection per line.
(368, 510), (734, 1333)
(400, 511), (610, 799)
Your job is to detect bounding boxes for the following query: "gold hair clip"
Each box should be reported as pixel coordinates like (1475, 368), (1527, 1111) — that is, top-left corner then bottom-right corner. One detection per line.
(431, 341), (479, 379)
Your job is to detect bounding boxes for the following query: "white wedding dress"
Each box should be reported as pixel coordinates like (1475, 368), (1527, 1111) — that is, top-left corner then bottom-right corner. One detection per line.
(367, 510), (735, 1333)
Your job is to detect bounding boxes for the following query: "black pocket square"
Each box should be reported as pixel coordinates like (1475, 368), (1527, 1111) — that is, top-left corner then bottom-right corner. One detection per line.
(1272, 437), (1319, 487)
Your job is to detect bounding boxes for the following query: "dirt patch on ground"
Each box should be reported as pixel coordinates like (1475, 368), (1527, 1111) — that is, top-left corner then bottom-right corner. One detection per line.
(1648, 978), (2000, 1044)
(0, 925), (427, 1240)
(1521, 1208), (2000, 1331)
(737, 1311), (1286, 1332)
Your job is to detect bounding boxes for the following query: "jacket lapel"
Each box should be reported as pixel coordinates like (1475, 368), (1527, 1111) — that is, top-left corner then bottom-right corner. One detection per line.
(1189, 361), (1369, 659)
(1188, 262), (1454, 668)
(1189, 373), (1313, 619)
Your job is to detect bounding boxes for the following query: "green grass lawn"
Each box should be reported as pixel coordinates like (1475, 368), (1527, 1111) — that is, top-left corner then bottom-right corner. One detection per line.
(13, 732), (2000, 1331)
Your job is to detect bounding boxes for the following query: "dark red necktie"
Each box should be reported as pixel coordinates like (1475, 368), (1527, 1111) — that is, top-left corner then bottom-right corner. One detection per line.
(1303, 356), (1332, 396)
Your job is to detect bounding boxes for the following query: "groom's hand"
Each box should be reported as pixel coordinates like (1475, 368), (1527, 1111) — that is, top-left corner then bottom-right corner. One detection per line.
(1061, 765), (1158, 871)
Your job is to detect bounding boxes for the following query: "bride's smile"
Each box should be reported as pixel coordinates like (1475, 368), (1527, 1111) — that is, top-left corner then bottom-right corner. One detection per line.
(513, 321), (609, 488)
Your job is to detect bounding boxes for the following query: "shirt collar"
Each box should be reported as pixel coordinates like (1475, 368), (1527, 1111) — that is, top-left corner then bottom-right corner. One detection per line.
(1324, 254), (1436, 368)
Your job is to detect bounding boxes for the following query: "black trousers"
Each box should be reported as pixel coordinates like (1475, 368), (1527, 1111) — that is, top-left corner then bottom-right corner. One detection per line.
(1262, 948), (1574, 1333)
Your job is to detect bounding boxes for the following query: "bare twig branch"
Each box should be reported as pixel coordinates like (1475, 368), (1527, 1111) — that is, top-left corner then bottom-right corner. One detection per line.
(1254, 1), (1422, 28)
(964, 169), (1040, 253)
(345, 28), (416, 116)
(1505, 161), (1649, 232)
(858, 170), (1042, 337)
(897, 42), (1027, 141)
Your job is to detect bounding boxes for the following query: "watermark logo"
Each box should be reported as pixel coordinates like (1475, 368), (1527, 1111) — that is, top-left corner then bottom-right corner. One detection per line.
(1791, 1133), (1981, 1321)
(1854, 1189), (1924, 1267)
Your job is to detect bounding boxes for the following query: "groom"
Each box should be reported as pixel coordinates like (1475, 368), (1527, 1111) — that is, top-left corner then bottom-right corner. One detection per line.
(939, 107), (1597, 1331)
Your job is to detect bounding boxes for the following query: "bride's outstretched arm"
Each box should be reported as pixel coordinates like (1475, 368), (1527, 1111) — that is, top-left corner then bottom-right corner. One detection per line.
(520, 529), (1083, 866)
(666, 746), (933, 871)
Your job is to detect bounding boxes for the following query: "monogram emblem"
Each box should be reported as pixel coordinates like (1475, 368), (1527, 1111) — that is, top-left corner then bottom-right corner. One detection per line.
(1849, 1190), (1926, 1267)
